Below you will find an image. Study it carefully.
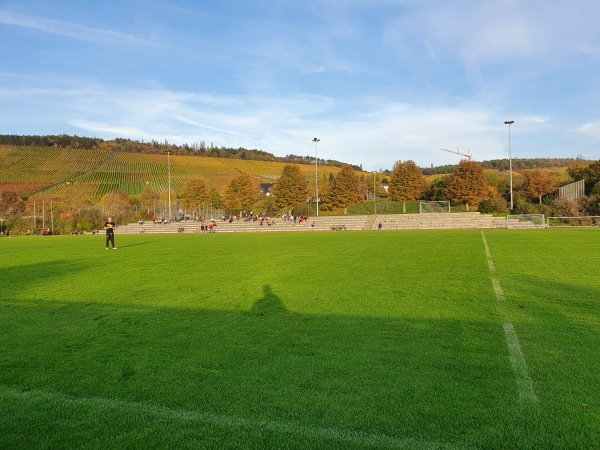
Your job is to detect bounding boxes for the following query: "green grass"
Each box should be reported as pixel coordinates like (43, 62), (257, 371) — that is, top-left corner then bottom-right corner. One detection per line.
(1, 230), (599, 448)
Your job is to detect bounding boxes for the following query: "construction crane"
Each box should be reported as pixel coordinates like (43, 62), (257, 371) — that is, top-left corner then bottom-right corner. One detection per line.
(441, 148), (472, 161)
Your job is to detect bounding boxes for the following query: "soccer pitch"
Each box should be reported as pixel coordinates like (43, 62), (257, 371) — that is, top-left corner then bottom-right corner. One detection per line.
(1, 230), (599, 448)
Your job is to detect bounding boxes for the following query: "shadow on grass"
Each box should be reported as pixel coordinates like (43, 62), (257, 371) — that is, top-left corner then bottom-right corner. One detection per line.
(0, 259), (86, 296)
(1, 282), (597, 449)
(251, 284), (287, 317)
(115, 241), (155, 249)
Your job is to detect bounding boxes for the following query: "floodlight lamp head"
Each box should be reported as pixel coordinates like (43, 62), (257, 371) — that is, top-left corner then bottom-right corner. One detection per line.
(312, 138), (320, 143)
(504, 121), (514, 125)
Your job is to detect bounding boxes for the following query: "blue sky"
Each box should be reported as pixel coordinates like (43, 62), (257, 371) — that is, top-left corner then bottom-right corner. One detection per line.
(1, 0), (599, 171)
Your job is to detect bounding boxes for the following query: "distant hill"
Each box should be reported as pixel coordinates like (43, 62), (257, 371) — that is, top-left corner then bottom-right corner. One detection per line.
(1, 134), (591, 201)
(0, 144), (352, 200)
(420, 157), (590, 175)
(0, 134), (362, 171)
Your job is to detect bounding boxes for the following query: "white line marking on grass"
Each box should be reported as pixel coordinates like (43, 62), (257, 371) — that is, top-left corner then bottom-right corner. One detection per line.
(480, 231), (495, 272)
(481, 231), (538, 407)
(0, 386), (472, 450)
(480, 230), (492, 259)
(503, 323), (539, 406)
(492, 279), (505, 301)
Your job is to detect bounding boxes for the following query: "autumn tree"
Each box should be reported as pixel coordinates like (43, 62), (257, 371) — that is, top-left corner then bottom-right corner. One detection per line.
(567, 160), (600, 195)
(101, 190), (130, 213)
(223, 174), (258, 213)
(325, 164), (363, 214)
(374, 172), (388, 198)
(61, 187), (93, 212)
(209, 188), (224, 209)
(445, 161), (489, 211)
(179, 177), (210, 210)
(0, 190), (22, 215)
(101, 190), (131, 222)
(270, 164), (308, 215)
(139, 186), (159, 215)
(388, 160), (427, 213)
(522, 169), (558, 204)
(424, 175), (452, 201)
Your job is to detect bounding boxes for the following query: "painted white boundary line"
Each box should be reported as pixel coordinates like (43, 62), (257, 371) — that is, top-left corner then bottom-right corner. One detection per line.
(503, 324), (539, 404)
(1, 387), (472, 450)
(480, 231), (538, 407)
(492, 279), (505, 301)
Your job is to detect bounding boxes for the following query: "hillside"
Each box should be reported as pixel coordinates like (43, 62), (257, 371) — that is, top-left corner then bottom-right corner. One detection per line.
(0, 145), (348, 200)
(0, 143), (584, 202)
(420, 157), (588, 175)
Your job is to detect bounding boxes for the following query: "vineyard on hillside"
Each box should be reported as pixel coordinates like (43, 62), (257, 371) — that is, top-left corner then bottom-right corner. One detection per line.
(0, 145), (345, 201)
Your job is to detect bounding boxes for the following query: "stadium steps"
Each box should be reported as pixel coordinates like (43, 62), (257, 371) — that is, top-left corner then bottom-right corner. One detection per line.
(120, 215), (370, 234)
(120, 213), (510, 234)
(373, 212), (507, 230)
(363, 214), (377, 231)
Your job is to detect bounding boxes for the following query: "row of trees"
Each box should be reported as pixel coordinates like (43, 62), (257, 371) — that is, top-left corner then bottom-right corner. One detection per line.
(2, 159), (600, 234)
(177, 164), (365, 217)
(389, 159), (600, 216)
(420, 157), (590, 175)
(177, 158), (600, 218)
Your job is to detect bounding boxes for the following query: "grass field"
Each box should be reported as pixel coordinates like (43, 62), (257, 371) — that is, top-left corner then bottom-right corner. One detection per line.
(1, 230), (599, 449)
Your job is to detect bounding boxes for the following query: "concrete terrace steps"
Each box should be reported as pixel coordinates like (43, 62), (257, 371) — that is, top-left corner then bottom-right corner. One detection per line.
(120, 212), (509, 234)
(374, 212), (506, 230)
(363, 214), (377, 231)
(120, 215), (370, 234)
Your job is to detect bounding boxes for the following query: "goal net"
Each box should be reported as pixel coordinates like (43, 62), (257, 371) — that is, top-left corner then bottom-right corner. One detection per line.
(419, 201), (450, 214)
(506, 214), (546, 229)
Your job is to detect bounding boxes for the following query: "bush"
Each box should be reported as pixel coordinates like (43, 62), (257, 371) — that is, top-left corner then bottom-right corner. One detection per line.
(549, 198), (583, 217)
(478, 197), (509, 214)
(579, 195), (600, 216)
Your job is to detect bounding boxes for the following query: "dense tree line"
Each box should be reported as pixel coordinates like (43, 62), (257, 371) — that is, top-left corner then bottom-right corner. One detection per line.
(3, 158), (600, 235)
(0, 134), (101, 149)
(421, 157), (591, 175)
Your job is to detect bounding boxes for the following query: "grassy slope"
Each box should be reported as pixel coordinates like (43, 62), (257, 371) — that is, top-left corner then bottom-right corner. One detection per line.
(0, 230), (599, 448)
(0, 146), (347, 199)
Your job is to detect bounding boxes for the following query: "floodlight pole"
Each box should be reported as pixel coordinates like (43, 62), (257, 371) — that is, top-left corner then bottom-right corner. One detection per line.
(166, 151), (173, 220)
(504, 121), (514, 211)
(373, 171), (377, 214)
(312, 138), (320, 216)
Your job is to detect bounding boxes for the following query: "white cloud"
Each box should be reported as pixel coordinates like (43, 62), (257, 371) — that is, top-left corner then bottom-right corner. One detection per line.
(0, 10), (153, 46)
(0, 75), (519, 169)
(575, 121), (600, 139)
(70, 120), (151, 141)
(174, 116), (245, 136)
(521, 116), (550, 124)
(381, 0), (600, 68)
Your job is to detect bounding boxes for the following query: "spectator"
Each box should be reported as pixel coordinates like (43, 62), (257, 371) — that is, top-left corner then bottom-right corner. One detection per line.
(104, 216), (117, 250)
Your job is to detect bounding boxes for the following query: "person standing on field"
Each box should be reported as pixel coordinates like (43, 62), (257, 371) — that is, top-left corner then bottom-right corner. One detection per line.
(104, 216), (117, 250)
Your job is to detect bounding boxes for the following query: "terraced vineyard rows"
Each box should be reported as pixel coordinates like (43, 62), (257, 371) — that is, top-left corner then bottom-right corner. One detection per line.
(0, 146), (112, 183)
(0, 145), (348, 200)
